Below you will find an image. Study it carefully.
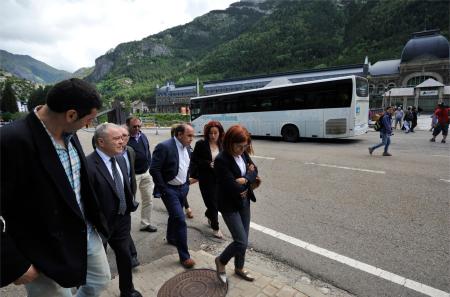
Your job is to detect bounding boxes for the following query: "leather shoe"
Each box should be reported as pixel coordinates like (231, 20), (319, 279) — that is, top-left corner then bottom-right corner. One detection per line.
(235, 268), (255, 282)
(180, 258), (195, 268)
(120, 289), (142, 297)
(131, 257), (140, 268)
(140, 225), (157, 232)
(215, 257), (227, 284)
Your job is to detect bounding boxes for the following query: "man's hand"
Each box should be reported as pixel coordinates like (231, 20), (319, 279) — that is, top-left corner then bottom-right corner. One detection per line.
(239, 189), (248, 199)
(14, 265), (39, 285)
(189, 177), (198, 185)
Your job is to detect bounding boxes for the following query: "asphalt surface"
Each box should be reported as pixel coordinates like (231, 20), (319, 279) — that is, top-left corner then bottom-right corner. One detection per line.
(2, 124), (449, 297)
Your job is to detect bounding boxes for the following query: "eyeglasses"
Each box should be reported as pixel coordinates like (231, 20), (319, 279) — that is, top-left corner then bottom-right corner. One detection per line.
(234, 144), (249, 150)
(132, 125), (141, 128)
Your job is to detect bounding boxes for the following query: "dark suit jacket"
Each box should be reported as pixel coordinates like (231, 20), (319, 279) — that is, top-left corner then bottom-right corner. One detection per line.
(0, 112), (108, 288)
(190, 139), (221, 184)
(214, 151), (258, 213)
(86, 151), (136, 230)
(150, 138), (191, 195)
(125, 146), (137, 195)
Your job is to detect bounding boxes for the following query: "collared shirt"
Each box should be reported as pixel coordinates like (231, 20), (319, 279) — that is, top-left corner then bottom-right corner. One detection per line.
(234, 155), (246, 176)
(132, 131), (142, 142)
(168, 137), (190, 185)
(34, 107), (93, 234)
(96, 148), (124, 183)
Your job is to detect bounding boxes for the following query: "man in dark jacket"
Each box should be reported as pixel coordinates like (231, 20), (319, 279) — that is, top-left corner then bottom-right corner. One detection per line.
(0, 78), (110, 296)
(126, 117), (157, 233)
(150, 123), (196, 268)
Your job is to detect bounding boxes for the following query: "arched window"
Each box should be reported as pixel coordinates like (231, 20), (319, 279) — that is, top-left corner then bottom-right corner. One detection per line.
(387, 83), (396, 89)
(406, 76), (436, 87)
(376, 84), (385, 94)
(369, 84), (375, 94)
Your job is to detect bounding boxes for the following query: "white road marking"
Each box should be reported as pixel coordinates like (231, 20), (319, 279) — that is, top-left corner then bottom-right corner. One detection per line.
(253, 155), (276, 160)
(249, 221), (450, 297)
(439, 179), (450, 183)
(305, 162), (385, 174)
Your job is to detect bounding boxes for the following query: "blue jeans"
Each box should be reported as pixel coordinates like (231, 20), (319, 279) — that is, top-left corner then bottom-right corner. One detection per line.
(161, 183), (190, 261)
(219, 198), (251, 270)
(25, 230), (110, 297)
(370, 132), (391, 153)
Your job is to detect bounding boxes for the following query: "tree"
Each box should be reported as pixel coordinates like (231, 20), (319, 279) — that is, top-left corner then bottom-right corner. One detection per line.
(0, 81), (18, 113)
(28, 85), (51, 111)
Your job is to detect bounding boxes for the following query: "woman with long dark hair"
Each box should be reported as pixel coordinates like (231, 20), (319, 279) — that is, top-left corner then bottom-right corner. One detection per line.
(213, 125), (259, 283)
(190, 120), (225, 238)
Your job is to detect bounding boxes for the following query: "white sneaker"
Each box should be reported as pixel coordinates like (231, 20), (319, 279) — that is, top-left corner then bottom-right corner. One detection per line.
(213, 229), (223, 239)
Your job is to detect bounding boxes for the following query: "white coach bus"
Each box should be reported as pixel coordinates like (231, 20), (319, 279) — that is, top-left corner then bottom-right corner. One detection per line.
(190, 75), (369, 141)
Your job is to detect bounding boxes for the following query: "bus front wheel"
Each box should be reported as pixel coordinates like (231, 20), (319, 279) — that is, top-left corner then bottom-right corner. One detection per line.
(281, 125), (299, 142)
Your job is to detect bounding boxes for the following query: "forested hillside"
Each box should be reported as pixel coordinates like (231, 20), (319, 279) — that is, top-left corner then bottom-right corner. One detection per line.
(87, 0), (449, 103)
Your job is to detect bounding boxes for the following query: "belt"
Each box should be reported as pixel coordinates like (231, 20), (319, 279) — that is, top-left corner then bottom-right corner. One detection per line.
(167, 183), (188, 189)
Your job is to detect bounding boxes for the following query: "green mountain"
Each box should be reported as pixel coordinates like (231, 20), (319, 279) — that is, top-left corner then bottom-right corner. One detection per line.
(88, 0), (448, 102)
(0, 50), (72, 84)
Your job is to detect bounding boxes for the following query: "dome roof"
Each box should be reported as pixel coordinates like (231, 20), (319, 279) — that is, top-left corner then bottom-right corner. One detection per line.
(401, 30), (449, 63)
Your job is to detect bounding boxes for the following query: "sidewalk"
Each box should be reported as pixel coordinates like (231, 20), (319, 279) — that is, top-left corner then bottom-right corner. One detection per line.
(101, 249), (354, 297)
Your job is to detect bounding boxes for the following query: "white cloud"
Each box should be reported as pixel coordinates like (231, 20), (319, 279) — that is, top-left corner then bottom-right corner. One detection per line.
(0, 0), (236, 72)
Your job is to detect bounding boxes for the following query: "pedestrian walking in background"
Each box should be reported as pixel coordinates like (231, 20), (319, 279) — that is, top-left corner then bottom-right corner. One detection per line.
(214, 125), (260, 284)
(430, 109), (438, 132)
(410, 106), (418, 132)
(150, 123), (197, 268)
(126, 117), (157, 233)
(0, 78), (111, 296)
(369, 106), (394, 156)
(190, 120), (225, 239)
(403, 106), (413, 133)
(87, 123), (142, 297)
(430, 103), (449, 143)
(394, 106), (404, 129)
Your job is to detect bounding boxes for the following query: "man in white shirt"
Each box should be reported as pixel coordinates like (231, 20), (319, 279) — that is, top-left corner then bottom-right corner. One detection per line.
(150, 123), (196, 268)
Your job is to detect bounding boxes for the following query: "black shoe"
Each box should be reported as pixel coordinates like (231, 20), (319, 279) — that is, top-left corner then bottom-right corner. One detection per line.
(140, 225), (157, 232)
(120, 289), (142, 297)
(131, 257), (140, 268)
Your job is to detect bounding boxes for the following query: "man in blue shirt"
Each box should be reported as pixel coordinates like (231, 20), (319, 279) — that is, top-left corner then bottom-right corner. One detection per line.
(369, 106), (394, 156)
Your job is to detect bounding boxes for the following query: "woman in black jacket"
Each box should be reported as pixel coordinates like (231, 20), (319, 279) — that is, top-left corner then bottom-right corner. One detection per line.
(190, 121), (225, 238)
(214, 125), (258, 283)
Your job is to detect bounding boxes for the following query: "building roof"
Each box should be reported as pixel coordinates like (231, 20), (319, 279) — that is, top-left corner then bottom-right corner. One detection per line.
(401, 30), (449, 63)
(415, 78), (444, 88)
(369, 59), (400, 76)
(383, 88), (414, 97)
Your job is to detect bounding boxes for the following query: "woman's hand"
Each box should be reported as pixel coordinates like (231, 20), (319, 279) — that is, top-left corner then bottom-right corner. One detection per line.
(240, 189), (248, 199)
(236, 177), (247, 185)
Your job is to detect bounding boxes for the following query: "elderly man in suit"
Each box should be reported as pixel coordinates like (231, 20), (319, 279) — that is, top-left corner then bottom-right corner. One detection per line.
(119, 126), (140, 268)
(150, 123), (196, 268)
(86, 123), (141, 297)
(0, 78), (110, 296)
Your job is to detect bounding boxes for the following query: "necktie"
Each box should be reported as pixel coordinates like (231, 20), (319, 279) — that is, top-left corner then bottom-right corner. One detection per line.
(110, 157), (127, 215)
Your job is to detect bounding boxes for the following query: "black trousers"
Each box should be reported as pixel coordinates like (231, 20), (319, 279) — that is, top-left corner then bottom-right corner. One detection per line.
(199, 182), (219, 231)
(108, 214), (134, 295)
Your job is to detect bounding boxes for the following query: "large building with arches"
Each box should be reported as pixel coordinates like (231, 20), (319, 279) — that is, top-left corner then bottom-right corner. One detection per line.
(368, 29), (449, 111)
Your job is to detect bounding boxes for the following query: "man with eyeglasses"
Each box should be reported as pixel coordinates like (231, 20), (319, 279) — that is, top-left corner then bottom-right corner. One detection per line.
(126, 117), (157, 233)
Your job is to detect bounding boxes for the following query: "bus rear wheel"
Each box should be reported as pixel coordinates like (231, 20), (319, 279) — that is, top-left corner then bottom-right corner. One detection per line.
(281, 125), (299, 142)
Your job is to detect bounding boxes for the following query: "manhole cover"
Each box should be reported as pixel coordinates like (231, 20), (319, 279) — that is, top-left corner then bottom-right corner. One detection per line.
(157, 269), (228, 297)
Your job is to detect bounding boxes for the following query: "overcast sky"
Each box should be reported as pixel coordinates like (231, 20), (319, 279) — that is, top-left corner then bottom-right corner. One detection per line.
(0, 0), (237, 72)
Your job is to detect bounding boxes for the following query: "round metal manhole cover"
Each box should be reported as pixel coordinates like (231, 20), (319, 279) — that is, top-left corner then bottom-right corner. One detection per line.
(157, 269), (228, 297)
